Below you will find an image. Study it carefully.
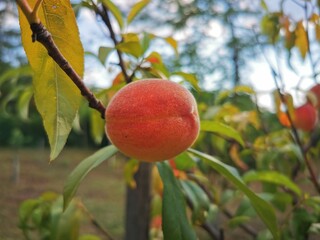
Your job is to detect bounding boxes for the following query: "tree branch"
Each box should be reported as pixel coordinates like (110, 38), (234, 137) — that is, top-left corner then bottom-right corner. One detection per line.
(16, 0), (106, 118)
(78, 201), (116, 240)
(30, 23), (106, 118)
(92, 2), (130, 83)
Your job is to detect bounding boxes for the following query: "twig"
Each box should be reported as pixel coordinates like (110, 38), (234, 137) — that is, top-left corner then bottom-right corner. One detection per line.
(303, 127), (320, 152)
(303, 1), (318, 83)
(252, 28), (320, 193)
(201, 222), (221, 240)
(222, 209), (257, 237)
(187, 175), (258, 238)
(78, 201), (116, 240)
(184, 197), (220, 239)
(91, 2), (130, 83)
(30, 23), (106, 117)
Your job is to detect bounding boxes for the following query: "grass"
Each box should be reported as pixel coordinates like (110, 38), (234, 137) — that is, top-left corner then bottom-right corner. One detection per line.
(0, 147), (126, 240)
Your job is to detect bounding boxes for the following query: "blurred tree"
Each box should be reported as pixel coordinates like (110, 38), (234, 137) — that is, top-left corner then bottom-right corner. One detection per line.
(133, 0), (263, 87)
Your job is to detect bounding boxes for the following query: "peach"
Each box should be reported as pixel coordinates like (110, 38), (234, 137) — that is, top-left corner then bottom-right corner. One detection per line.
(104, 79), (200, 162)
(308, 84), (320, 108)
(294, 103), (318, 131)
(278, 103), (318, 131)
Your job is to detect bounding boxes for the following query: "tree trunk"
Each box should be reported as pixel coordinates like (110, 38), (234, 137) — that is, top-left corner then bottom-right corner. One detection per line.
(125, 162), (152, 240)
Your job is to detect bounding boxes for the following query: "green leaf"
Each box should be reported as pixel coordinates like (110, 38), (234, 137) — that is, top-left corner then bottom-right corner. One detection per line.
(180, 180), (210, 224)
(63, 145), (118, 210)
(18, 0), (84, 161)
(19, 199), (40, 228)
(17, 86), (33, 120)
(261, 0), (268, 10)
(98, 46), (114, 65)
(116, 41), (143, 58)
(157, 162), (197, 240)
(1, 85), (26, 114)
(54, 201), (82, 240)
(89, 109), (105, 144)
(268, 192), (293, 212)
(260, 13), (280, 43)
(228, 215), (251, 229)
(89, 89), (108, 144)
(243, 171), (302, 196)
(141, 32), (155, 53)
(124, 159), (139, 188)
(79, 235), (102, 240)
(200, 121), (245, 146)
(0, 65), (32, 86)
(127, 0), (150, 25)
(187, 148), (280, 240)
(234, 85), (255, 94)
(172, 72), (200, 91)
(174, 152), (196, 170)
(100, 0), (124, 29)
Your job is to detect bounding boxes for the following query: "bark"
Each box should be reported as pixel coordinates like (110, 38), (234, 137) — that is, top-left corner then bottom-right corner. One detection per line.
(125, 162), (152, 240)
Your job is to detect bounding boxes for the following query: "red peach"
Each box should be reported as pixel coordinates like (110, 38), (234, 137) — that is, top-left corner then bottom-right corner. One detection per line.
(294, 103), (318, 131)
(105, 79), (200, 162)
(278, 103), (318, 131)
(308, 84), (320, 108)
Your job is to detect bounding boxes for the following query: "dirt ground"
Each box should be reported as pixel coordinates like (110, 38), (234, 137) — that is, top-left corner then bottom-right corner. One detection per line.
(0, 148), (126, 240)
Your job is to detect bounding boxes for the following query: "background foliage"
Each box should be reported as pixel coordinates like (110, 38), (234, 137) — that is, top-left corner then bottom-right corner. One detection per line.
(2, 0), (320, 239)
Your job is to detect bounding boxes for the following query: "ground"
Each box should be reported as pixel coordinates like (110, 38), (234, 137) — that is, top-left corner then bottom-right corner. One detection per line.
(0, 148), (125, 240)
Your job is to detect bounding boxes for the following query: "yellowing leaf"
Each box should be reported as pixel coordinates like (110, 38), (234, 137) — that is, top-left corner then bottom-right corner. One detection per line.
(165, 36), (178, 56)
(310, 13), (319, 22)
(230, 144), (248, 171)
(117, 33), (142, 58)
(127, 0), (150, 25)
(308, 14), (320, 41)
(122, 32), (140, 42)
(234, 85), (255, 94)
(116, 42), (143, 58)
(261, 13), (280, 43)
(295, 21), (308, 59)
(316, 24), (320, 41)
(18, 0), (84, 160)
(145, 52), (163, 64)
(124, 159), (139, 189)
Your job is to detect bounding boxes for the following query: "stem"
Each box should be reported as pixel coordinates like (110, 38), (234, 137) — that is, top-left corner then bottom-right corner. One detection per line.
(253, 28), (320, 193)
(185, 196), (220, 240)
(79, 202), (116, 240)
(16, 0), (32, 22)
(91, 2), (130, 83)
(16, 0), (42, 23)
(304, 1), (317, 83)
(187, 175), (258, 238)
(30, 23), (106, 118)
